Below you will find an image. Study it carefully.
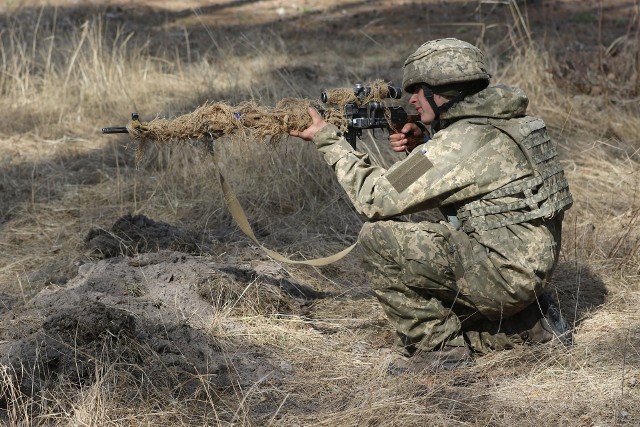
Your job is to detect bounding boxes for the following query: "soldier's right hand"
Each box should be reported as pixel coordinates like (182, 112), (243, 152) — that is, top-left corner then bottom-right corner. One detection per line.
(389, 122), (424, 153)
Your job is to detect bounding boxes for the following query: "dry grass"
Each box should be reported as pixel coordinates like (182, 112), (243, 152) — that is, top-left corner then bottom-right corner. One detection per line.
(1, 0), (639, 426)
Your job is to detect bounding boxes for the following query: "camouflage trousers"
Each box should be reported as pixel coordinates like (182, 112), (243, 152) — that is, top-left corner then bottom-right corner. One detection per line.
(358, 219), (558, 354)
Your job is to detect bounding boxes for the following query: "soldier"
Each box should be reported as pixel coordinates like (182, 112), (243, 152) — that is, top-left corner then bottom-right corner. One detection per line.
(289, 38), (573, 373)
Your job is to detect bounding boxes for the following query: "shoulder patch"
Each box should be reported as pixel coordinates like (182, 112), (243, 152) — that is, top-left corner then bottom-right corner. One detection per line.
(386, 152), (434, 193)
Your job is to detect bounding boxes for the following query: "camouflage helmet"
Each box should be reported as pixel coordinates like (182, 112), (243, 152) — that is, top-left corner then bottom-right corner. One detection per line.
(402, 38), (491, 93)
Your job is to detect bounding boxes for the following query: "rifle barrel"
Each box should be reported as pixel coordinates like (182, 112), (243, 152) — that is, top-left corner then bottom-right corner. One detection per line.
(101, 126), (129, 134)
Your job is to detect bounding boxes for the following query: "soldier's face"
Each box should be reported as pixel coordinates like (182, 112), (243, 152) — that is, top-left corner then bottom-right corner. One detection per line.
(409, 88), (449, 125)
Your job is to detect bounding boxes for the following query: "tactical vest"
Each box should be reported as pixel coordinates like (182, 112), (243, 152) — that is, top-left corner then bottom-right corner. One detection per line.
(453, 116), (573, 233)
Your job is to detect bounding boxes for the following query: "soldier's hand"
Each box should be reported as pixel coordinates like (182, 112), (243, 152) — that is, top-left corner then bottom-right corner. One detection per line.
(289, 107), (328, 141)
(389, 122), (425, 153)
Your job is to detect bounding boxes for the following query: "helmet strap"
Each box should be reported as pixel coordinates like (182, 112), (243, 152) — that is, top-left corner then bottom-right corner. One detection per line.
(421, 85), (441, 115)
(421, 84), (468, 133)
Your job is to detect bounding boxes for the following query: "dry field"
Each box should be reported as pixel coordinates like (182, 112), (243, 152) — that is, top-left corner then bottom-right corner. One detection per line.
(0, 0), (639, 425)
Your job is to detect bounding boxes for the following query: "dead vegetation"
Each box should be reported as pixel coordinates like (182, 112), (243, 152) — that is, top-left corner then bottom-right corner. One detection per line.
(0, 0), (639, 426)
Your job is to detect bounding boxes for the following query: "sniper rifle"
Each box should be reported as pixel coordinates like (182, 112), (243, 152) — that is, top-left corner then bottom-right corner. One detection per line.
(101, 83), (420, 149)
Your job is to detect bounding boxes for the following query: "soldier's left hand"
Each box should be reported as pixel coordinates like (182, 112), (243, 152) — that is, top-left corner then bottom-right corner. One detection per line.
(289, 107), (328, 141)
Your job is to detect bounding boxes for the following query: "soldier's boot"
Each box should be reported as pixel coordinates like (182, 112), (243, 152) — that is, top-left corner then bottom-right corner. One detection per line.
(393, 332), (417, 357)
(463, 293), (573, 353)
(388, 335), (474, 375)
(520, 292), (573, 345)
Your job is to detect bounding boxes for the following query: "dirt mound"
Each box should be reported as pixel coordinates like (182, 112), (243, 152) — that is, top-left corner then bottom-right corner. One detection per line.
(1, 215), (327, 407)
(84, 213), (216, 258)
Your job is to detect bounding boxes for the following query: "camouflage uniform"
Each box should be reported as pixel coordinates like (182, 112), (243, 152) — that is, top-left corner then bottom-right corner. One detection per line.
(311, 48), (572, 353)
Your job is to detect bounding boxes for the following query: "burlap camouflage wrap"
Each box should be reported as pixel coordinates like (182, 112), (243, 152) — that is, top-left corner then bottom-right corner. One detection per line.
(312, 84), (569, 353)
(402, 38), (491, 92)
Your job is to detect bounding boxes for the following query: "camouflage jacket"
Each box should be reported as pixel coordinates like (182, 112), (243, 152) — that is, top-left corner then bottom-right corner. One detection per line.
(313, 85), (568, 309)
(312, 84), (540, 219)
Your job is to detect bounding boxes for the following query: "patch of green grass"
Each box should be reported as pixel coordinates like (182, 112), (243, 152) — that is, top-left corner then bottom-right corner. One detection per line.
(570, 12), (598, 24)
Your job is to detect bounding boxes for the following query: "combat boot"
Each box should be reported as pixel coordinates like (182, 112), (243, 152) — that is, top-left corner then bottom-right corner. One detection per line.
(388, 336), (474, 375)
(462, 292), (572, 353)
(520, 292), (573, 345)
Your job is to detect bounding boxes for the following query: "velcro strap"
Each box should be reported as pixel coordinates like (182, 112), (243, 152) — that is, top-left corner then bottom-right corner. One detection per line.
(458, 176), (570, 219)
(462, 193), (573, 232)
(386, 152), (434, 193)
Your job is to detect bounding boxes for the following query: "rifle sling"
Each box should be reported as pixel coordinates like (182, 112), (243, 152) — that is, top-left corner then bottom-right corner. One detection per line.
(215, 162), (357, 266)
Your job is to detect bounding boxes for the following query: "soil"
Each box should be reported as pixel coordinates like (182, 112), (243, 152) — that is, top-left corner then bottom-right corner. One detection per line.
(1, 213), (325, 403)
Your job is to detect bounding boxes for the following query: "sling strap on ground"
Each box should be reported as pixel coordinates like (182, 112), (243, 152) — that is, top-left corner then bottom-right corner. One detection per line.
(216, 167), (357, 266)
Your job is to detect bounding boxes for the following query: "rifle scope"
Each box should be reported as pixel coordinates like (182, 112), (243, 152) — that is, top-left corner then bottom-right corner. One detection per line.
(321, 83), (402, 104)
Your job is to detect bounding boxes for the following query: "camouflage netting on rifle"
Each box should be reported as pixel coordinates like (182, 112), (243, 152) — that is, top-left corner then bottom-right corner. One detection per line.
(126, 80), (397, 160)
